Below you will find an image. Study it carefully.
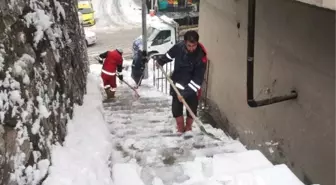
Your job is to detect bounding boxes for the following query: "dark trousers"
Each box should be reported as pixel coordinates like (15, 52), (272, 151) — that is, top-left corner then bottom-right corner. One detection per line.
(131, 68), (143, 85)
(172, 94), (198, 118)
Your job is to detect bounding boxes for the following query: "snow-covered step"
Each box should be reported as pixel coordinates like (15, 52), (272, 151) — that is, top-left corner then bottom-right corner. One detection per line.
(97, 62), (305, 185)
(192, 141), (247, 157)
(105, 115), (173, 124)
(103, 101), (171, 108)
(112, 140), (249, 168)
(212, 150), (273, 177)
(108, 126), (175, 137)
(115, 137), (226, 153)
(105, 107), (171, 114)
(215, 164), (305, 185)
(103, 106), (170, 112)
(112, 163), (145, 185)
(106, 118), (172, 127)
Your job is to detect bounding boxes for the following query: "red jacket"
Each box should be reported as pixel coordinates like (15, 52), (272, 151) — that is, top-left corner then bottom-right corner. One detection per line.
(99, 50), (123, 76)
(197, 43), (208, 100)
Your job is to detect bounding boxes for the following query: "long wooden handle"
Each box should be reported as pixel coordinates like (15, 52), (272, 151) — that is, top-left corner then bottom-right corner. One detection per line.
(120, 78), (140, 97)
(157, 62), (221, 141)
(157, 64), (197, 121)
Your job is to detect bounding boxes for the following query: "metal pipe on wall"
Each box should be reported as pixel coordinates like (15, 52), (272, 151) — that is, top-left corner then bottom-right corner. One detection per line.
(246, 0), (298, 107)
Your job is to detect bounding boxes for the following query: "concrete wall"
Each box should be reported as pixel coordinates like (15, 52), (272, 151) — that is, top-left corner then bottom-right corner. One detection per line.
(198, 0), (335, 184)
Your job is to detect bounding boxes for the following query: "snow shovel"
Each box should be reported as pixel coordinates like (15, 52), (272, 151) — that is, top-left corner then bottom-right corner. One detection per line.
(156, 63), (222, 141)
(134, 61), (147, 89)
(119, 78), (140, 99)
(94, 56), (139, 99)
(133, 73), (144, 89)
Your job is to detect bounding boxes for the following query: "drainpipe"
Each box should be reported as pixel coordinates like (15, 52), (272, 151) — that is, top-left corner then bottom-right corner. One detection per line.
(247, 0), (297, 107)
(141, 0), (148, 80)
(142, 0), (147, 54)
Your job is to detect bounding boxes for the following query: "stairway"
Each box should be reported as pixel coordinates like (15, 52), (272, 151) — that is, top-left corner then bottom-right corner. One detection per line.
(100, 74), (305, 185)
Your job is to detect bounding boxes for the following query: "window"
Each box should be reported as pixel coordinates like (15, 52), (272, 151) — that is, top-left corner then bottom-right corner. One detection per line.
(147, 27), (157, 38)
(151, 30), (171, 46)
(79, 8), (93, 14)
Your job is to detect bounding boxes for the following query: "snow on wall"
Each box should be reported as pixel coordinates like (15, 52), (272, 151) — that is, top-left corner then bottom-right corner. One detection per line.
(0, 0), (88, 184)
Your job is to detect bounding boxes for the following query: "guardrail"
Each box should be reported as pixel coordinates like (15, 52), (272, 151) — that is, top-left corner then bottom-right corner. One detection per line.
(152, 58), (174, 95)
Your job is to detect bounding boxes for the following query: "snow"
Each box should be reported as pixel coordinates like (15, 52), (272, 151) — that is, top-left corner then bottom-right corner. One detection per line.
(119, 0), (142, 23)
(36, 96), (51, 118)
(89, 0), (142, 31)
(23, 74), (30, 84)
(88, 0), (168, 32)
(24, 9), (53, 47)
(9, 90), (24, 105)
(54, 0), (66, 21)
(13, 54), (35, 82)
(23, 159), (51, 185)
(212, 150), (273, 178)
(24, 0), (66, 62)
(42, 0), (305, 183)
(43, 73), (113, 185)
(112, 163), (144, 185)
(42, 61), (305, 185)
(0, 48), (5, 71)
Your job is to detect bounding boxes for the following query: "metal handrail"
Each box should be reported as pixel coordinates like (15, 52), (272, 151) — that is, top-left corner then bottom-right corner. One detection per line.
(152, 58), (173, 95)
(151, 57), (210, 108)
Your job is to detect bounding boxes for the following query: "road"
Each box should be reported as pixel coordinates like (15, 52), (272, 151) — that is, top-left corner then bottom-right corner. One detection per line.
(87, 28), (141, 61)
(86, 0), (143, 62)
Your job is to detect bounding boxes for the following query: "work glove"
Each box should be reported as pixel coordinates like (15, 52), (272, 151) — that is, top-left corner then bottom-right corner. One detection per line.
(151, 55), (160, 61)
(118, 74), (123, 81)
(140, 66), (145, 72)
(155, 61), (162, 69)
(98, 58), (103, 64)
(142, 55), (148, 64)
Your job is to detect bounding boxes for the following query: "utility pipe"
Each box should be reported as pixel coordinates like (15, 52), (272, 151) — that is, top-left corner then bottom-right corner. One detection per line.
(247, 0), (297, 107)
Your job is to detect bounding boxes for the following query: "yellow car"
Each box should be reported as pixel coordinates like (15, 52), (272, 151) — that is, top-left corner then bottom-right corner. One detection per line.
(78, 1), (95, 26)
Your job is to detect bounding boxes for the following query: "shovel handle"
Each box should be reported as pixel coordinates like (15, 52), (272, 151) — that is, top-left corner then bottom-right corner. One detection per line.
(157, 64), (197, 121)
(120, 79), (140, 97)
(157, 62), (222, 141)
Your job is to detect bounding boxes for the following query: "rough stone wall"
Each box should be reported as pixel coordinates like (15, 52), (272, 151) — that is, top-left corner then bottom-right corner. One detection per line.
(0, 0), (88, 184)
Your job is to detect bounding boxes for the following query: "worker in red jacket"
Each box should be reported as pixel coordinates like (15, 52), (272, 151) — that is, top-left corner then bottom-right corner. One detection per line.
(98, 48), (123, 99)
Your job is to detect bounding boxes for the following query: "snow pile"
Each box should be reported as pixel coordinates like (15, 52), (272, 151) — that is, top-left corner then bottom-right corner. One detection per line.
(0, 44), (5, 71)
(13, 54), (35, 84)
(24, 0), (67, 62)
(147, 14), (175, 26)
(112, 162), (144, 185)
(89, 0), (142, 31)
(109, 151), (304, 185)
(119, 0), (142, 23)
(43, 73), (113, 185)
(0, 54), (33, 124)
(176, 151), (305, 185)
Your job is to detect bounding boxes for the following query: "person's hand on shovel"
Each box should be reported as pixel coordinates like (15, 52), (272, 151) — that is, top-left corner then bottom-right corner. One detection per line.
(118, 74), (123, 85)
(155, 61), (162, 69)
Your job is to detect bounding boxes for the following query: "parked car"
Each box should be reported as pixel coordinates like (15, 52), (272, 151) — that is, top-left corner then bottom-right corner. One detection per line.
(78, 1), (95, 26)
(78, 12), (83, 24)
(84, 29), (97, 46)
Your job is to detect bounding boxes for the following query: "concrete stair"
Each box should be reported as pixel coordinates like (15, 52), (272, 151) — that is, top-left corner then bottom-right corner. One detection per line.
(101, 76), (305, 185)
